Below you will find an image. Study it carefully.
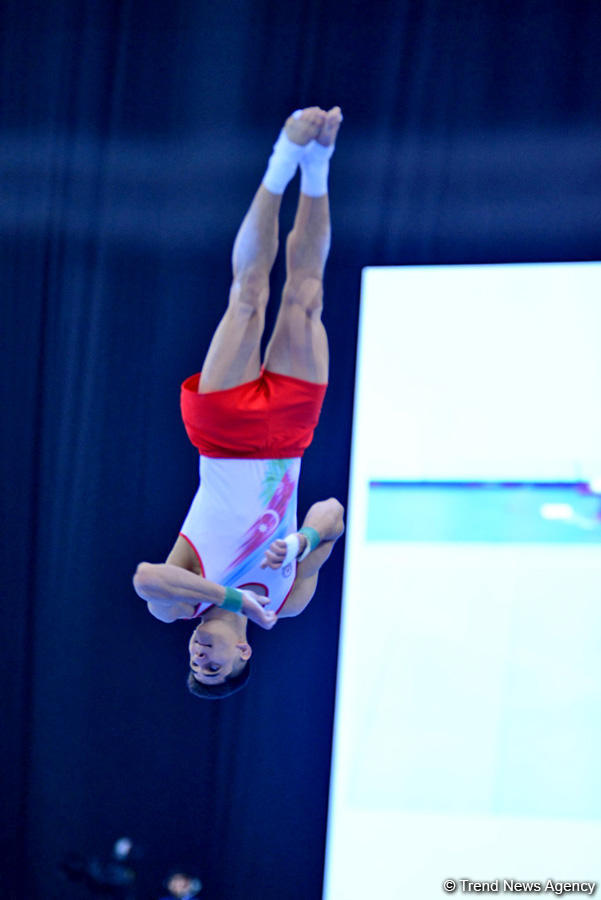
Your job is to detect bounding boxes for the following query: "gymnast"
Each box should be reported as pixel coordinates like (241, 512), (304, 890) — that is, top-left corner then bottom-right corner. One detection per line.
(133, 106), (345, 698)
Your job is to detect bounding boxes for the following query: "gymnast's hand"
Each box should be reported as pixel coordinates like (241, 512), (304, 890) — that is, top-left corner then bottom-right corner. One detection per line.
(260, 539), (289, 570)
(260, 534), (307, 570)
(241, 589), (278, 630)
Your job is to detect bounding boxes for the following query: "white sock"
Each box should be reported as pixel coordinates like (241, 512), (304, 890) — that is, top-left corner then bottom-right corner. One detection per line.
(262, 112), (306, 195)
(299, 140), (335, 197)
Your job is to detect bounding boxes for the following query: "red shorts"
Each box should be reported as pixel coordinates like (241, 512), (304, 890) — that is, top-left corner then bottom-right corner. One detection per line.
(180, 369), (327, 458)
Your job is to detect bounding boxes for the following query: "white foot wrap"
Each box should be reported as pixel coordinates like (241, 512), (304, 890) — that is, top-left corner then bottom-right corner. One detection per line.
(300, 141), (335, 197)
(262, 113), (306, 195)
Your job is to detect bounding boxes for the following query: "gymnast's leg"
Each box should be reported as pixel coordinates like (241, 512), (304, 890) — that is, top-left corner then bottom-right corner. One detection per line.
(198, 107), (327, 393)
(263, 106), (342, 384)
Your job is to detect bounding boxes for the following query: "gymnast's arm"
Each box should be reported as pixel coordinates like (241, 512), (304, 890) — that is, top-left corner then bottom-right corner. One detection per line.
(133, 535), (277, 628)
(264, 497), (345, 618)
(132, 534), (209, 621)
(132, 563), (225, 623)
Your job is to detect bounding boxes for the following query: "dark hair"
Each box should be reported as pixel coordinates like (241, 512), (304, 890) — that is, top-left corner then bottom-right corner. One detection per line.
(186, 660), (251, 700)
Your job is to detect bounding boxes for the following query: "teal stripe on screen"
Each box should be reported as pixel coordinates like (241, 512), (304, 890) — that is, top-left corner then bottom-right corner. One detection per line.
(367, 483), (601, 543)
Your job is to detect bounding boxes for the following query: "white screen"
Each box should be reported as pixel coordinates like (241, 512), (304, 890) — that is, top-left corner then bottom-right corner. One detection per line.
(323, 263), (601, 900)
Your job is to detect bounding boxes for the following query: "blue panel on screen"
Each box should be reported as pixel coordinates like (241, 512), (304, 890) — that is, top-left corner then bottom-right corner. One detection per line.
(367, 482), (601, 543)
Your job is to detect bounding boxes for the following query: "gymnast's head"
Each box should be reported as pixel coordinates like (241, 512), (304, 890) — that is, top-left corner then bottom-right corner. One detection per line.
(187, 609), (252, 700)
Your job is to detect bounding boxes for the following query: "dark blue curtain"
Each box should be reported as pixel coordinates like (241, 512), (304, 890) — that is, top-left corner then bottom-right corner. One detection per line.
(3, 1), (600, 897)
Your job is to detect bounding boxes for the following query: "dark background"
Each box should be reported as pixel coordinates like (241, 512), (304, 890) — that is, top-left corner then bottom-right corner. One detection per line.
(3, 1), (600, 898)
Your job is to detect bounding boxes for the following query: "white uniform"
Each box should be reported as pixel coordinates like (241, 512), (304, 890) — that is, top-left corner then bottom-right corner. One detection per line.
(180, 456), (301, 616)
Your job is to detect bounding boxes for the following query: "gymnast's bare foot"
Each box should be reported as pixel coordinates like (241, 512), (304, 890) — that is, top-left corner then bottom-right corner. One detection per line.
(284, 107), (327, 145)
(316, 106), (343, 147)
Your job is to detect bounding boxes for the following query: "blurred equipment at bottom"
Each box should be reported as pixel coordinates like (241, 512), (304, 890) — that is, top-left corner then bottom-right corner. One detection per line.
(60, 836), (137, 898)
(160, 870), (203, 900)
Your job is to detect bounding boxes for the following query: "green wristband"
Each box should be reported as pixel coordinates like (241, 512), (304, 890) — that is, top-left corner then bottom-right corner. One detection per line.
(221, 586), (243, 613)
(299, 525), (320, 551)
(298, 525), (320, 561)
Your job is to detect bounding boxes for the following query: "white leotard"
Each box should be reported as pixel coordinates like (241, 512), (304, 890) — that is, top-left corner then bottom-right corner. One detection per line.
(180, 456), (301, 615)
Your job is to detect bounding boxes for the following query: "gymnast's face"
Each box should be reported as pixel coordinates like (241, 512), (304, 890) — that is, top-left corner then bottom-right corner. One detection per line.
(188, 618), (251, 685)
